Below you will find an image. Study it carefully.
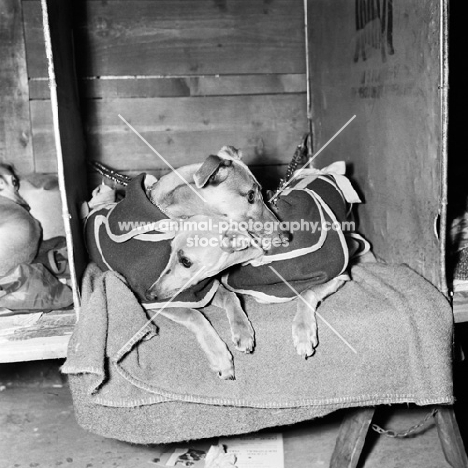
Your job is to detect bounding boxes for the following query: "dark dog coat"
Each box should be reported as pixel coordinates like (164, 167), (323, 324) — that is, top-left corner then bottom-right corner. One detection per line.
(85, 174), (218, 308)
(222, 164), (360, 302)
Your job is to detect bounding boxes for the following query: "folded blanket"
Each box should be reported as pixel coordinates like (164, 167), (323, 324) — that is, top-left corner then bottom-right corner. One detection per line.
(64, 261), (453, 414)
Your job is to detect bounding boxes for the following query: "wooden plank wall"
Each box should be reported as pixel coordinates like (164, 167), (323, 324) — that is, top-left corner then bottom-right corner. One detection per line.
(308, 0), (445, 290)
(0, 0), (34, 174)
(22, 0), (308, 183)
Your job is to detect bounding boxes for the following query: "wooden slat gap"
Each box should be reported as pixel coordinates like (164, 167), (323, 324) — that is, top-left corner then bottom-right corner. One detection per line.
(30, 73), (307, 81)
(77, 92), (307, 101)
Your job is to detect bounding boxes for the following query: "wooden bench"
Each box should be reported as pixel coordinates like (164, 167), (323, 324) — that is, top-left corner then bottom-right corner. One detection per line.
(331, 406), (467, 468)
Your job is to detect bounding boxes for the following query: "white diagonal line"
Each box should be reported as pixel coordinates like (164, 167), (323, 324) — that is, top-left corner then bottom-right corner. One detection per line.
(116, 266), (207, 356)
(268, 265), (357, 354)
(269, 115), (356, 203)
(118, 114), (207, 203)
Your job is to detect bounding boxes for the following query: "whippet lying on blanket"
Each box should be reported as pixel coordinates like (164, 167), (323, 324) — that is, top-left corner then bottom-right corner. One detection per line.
(0, 163), (42, 276)
(145, 225), (264, 379)
(86, 201), (262, 378)
(222, 162), (368, 358)
(86, 156), (363, 377)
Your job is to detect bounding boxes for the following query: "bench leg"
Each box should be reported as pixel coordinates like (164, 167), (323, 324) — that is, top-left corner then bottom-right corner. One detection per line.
(435, 406), (468, 468)
(329, 407), (375, 468)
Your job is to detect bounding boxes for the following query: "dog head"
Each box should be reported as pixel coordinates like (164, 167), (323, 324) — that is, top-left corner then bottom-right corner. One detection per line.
(0, 163), (29, 207)
(193, 146), (288, 248)
(145, 215), (263, 301)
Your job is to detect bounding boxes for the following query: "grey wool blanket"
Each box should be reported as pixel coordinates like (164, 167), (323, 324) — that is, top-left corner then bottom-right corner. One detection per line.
(63, 262), (454, 443)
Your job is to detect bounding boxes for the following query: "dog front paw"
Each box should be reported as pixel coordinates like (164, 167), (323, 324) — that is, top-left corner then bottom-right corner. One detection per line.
(214, 357), (235, 380)
(292, 323), (318, 359)
(231, 320), (255, 354)
(217, 368), (235, 380)
(208, 346), (235, 380)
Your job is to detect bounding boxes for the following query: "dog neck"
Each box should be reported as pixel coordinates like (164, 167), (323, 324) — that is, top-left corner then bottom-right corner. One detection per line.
(0, 189), (30, 211)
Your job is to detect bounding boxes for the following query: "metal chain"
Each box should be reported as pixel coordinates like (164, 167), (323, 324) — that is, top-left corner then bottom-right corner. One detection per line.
(371, 408), (438, 438)
(89, 161), (131, 186)
(272, 134), (310, 205)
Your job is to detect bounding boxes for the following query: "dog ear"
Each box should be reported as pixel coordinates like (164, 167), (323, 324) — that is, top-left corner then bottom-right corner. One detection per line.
(193, 155), (232, 188)
(217, 145), (242, 161)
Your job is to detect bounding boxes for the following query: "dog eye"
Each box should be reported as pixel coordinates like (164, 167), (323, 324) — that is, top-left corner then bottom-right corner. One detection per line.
(247, 190), (255, 204)
(179, 256), (192, 268)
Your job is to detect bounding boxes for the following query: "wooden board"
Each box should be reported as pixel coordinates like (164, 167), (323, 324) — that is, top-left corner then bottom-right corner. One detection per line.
(23, 0), (306, 78)
(309, 0), (447, 290)
(0, 0), (34, 174)
(0, 309), (75, 363)
(31, 94), (308, 173)
(330, 408), (375, 468)
(0, 335), (70, 362)
(435, 407), (468, 467)
(29, 74), (307, 100)
(41, 0), (89, 299)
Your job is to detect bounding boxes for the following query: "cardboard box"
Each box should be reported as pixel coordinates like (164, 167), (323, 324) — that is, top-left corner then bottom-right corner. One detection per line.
(0, 0), (449, 361)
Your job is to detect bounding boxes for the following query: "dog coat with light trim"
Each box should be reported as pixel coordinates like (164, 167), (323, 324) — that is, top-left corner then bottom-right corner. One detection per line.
(222, 164), (359, 302)
(85, 173), (218, 308)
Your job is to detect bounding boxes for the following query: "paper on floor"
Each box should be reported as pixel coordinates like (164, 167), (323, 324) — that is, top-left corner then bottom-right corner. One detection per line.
(220, 433), (284, 468)
(150, 433), (283, 468)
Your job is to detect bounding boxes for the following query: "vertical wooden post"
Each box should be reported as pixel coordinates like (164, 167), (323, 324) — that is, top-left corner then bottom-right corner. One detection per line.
(40, 0), (89, 311)
(435, 406), (468, 468)
(329, 407), (375, 468)
(0, 0), (34, 174)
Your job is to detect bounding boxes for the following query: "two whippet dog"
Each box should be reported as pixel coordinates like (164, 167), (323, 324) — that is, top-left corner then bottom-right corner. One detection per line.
(87, 147), (358, 378)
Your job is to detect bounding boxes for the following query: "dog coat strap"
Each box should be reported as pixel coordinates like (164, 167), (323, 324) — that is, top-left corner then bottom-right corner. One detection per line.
(143, 280), (221, 310)
(292, 161), (361, 204)
(92, 214), (113, 271)
(305, 189), (349, 276)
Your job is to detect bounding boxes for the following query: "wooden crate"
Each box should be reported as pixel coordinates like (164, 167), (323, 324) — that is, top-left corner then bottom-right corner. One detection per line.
(0, 0), (450, 362)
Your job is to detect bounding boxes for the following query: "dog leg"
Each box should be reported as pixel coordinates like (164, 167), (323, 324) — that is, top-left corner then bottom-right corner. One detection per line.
(293, 276), (349, 358)
(157, 307), (235, 380)
(211, 284), (255, 353)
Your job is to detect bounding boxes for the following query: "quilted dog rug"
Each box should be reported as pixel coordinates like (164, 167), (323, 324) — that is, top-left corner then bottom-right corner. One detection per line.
(63, 262), (453, 443)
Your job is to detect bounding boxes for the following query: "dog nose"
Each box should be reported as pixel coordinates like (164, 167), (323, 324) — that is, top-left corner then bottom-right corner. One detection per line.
(279, 231), (291, 243)
(145, 289), (157, 301)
